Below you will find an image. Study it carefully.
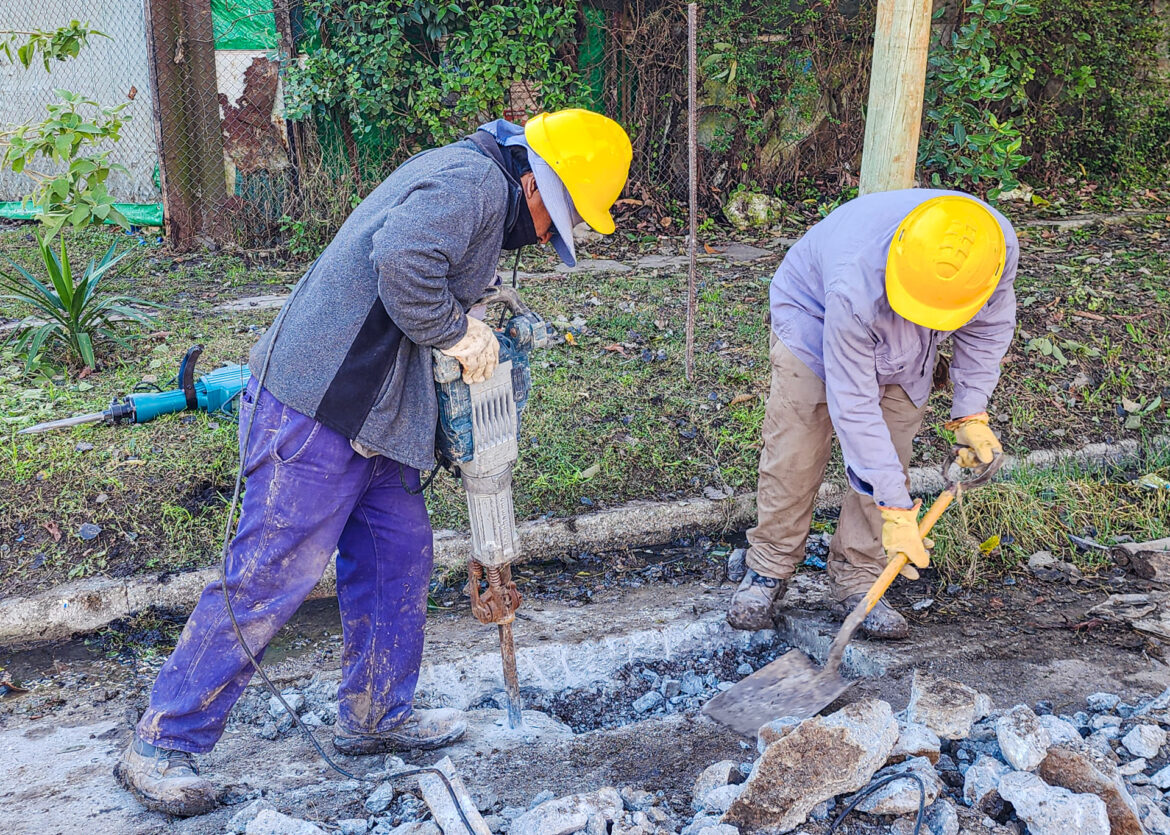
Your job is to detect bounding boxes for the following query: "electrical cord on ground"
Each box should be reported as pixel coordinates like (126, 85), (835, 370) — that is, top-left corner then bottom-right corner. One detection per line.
(217, 263), (477, 834)
(826, 772), (926, 835)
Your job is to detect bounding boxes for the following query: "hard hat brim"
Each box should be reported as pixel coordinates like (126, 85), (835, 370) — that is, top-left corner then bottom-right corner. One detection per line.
(886, 260), (998, 331)
(527, 149), (582, 268)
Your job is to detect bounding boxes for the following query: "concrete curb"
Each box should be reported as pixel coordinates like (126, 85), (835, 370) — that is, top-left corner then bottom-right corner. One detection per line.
(1, 435), (1166, 647)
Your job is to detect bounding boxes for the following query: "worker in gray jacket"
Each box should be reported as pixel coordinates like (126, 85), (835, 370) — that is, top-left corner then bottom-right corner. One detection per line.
(115, 109), (632, 817)
(728, 190), (1018, 638)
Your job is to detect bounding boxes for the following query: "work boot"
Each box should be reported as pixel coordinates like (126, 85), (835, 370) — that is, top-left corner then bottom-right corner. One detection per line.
(727, 569), (788, 631)
(113, 735), (216, 817)
(333, 708), (467, 755)
(836, 594), (909, 640)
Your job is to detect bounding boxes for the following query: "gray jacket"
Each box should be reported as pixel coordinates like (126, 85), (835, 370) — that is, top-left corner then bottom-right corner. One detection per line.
(249, 143), (508, 471)
(770, 189), (1019, 508)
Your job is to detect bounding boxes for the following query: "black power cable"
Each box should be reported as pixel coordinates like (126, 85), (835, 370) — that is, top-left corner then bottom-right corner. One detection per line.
(217, 269), (477, 834)
(826, 772), (926, 835)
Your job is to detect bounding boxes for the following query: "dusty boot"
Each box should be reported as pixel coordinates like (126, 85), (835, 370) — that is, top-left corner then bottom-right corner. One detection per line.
(333, 708), (467, 755)
(727, 569), (787, 631)
(837, 594), (909, 640)
(113, 735), (216, 817)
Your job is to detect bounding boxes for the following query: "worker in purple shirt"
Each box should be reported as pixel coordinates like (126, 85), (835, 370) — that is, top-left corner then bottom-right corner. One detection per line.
(728, 190), (1018, 638)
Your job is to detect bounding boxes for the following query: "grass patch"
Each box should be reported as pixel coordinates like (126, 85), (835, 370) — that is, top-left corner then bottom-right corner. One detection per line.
(1, 212), (1168, 597)
(930, 447), (1170, 584)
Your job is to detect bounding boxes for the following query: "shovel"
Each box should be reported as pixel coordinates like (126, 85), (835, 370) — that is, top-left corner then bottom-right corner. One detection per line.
(702, 449), (1005, 737)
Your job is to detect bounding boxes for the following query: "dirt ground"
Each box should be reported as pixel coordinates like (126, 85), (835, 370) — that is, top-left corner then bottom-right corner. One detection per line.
(0, 544), (1166, 834)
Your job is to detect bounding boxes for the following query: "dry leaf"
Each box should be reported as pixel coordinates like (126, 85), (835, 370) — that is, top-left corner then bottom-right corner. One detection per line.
(660, 216), (674, 228)
(602, 344), (627, 355)
(703, 243), (722, 254)
(564, 332), (577, 346)
(729, 394), (755, 406)
(78, 366), (94, 380)
(43, 521), (61, 542)
(579, 463), (601, 480)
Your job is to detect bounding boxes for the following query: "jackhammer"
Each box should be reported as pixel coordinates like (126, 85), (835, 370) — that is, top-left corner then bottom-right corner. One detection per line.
(432, 285), (549, 729)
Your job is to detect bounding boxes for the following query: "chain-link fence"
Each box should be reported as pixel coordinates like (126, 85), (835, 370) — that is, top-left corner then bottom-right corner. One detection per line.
(0, 1), (160, 226)
(8, 1), (1165, 249)
(1, 0), (876, 248)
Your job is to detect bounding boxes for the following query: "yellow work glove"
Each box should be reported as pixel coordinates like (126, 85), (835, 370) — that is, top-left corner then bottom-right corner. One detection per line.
(439, 316), (499, 384)
(946, 412), (1002, 469)
(880, 501), (934, 580)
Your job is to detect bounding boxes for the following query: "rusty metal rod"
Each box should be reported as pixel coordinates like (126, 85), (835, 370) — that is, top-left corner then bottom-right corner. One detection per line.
(498, 621), (523, 728)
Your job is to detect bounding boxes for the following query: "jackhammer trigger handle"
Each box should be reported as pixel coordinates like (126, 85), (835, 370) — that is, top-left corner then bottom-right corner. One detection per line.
(178, 345), (203, 410)
(473, 285), (530, 316)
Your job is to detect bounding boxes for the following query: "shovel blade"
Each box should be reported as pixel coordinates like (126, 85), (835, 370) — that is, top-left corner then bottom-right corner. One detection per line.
(701, 649), (853, 738)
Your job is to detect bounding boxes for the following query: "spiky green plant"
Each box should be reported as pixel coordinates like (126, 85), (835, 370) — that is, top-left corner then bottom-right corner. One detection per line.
(0, 232), (156, 369)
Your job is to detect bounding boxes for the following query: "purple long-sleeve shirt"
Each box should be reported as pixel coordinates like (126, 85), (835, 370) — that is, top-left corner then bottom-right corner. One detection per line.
(770, 189), (1019, 508)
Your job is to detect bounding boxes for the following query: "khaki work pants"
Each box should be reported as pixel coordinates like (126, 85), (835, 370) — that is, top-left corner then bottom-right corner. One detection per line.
(745, 336), (928, 598)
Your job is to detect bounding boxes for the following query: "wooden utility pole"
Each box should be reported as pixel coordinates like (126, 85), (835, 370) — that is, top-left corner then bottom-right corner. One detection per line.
(858, 0), (933, 194)
(143, 0), (231, 248)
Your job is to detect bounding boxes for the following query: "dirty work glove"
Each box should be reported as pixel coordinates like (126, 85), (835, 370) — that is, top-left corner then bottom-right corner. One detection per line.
(880, 501), (934, 580)
(439, 316), (499, 384)
(946, 412), (1002, 469)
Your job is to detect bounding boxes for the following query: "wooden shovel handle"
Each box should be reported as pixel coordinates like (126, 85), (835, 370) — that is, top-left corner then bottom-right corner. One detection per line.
(860, 488), (957, 616)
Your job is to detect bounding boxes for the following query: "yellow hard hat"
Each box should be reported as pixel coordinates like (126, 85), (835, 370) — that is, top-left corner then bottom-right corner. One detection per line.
(886, 195), (1007, 331)
(524, 109), (632, 235)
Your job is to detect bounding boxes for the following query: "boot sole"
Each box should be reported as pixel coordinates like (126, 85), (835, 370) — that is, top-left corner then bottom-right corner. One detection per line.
(333, 724), (467, 755)
(113, 760), (217, 817)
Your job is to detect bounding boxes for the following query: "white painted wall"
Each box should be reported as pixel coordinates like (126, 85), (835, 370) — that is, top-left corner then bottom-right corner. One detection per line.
(0, 0), (159, 202)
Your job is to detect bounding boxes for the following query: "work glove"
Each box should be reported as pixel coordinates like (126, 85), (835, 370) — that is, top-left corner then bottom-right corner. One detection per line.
(439, 316), (499, 384)
(880, 501), (934, 580)
(946, 412), (1002, 469)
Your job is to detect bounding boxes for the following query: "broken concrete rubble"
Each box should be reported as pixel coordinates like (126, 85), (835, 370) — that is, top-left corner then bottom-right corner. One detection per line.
(962, 754), (1011, 814)
(996, 704), (1051, 771)
(692, 761), (742, 812)
(416, 757), (492, 835)
(905, 670), (993, 740)
(851, 756), (944, 815)
(922, 798), (959, 835)
(1121, 722), (1167, 759)
(1037, 713), (1082, 747)
(888, 719), (941, 764)
(722, 698), (898, 834)
(998, 771), (1111, 835)
(244, 809), (328, 835)
(509, 787), (624, 835)
(1036, 742), (1144, 835)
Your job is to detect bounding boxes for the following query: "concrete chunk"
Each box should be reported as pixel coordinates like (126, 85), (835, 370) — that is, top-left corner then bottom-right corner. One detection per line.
(416, 756), (492, 835)
(905, 671), (992, 740)
(1121, 723), (1166, 759)
(998, 771), (1109, 835)
(996, 704), (1051, 771)
(962, 754), (1011, 813)
(888, 719), (941, 765)
(723, 698), (898, 834)
(510, 787), (623, 835)
(852, 756), (943, 816)
(245, 810), (327, 835)
(692, 761), (741, 811)
(1037, 741), (1143, 835)
(1038, 714), (1083, 747)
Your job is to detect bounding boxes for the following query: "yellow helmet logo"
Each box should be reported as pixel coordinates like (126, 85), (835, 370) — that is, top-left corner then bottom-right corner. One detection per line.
(524, 109), (633, 235)
(886, 195), (1007, 330)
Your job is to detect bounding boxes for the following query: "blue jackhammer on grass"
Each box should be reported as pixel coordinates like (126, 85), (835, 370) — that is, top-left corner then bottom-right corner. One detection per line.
(18, 345), (249, 434)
